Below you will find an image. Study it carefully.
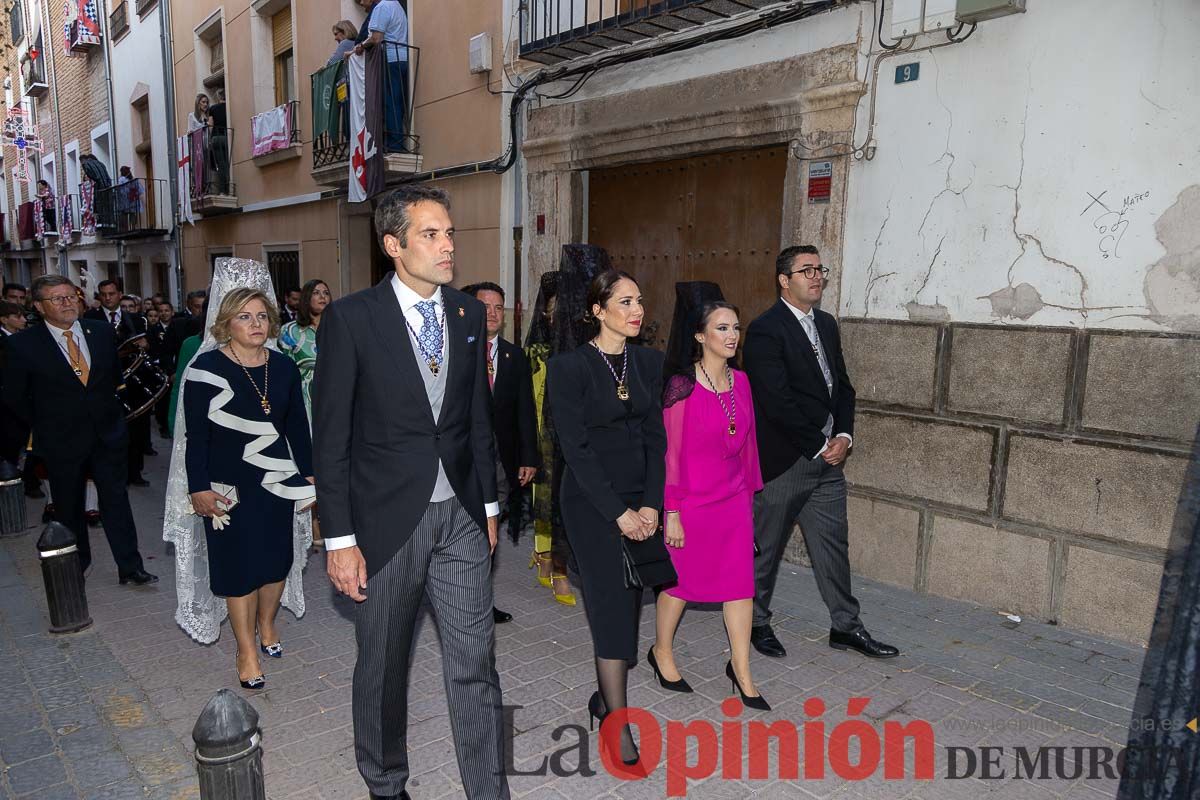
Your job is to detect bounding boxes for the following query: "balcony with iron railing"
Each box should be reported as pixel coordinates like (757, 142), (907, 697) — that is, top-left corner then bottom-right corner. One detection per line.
(309, 42), (422, 188)
(184, 127), (238, 214)
(96, 179), (170, 238)
(519, 0), (785, 63)
(251, 99), (301, 166)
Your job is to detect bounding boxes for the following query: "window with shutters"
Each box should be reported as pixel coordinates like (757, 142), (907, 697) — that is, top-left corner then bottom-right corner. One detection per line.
(272, 7), (294, 106)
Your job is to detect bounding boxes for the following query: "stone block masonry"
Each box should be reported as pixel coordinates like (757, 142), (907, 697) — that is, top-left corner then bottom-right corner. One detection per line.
(838, 318), (1200, 643)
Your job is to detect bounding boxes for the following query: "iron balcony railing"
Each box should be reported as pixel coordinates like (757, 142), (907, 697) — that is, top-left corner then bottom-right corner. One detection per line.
(520, 0), (784, 63)
(310, 41), (420, 170)
(184, 126), (236, 199)
(96, 178), (170, 238)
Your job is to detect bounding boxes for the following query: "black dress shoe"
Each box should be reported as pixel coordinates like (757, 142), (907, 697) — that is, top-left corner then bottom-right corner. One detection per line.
(829, 628), (899, 659)
(369, 792), (411, 800)
(751, 624), (787, 658)
(85, 510), (102, 527)
(492, 606), (512, 624)
(128, 476), (150, 487)
(118, 569), (159, 586)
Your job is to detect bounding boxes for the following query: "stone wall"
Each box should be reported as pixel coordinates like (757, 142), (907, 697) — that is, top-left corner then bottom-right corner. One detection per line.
(825, 319), (1199, 642)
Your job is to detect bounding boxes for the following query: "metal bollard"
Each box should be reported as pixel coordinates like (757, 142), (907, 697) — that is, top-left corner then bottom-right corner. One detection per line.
(36, 522), (92, 634)
(0, 461), (26, 536)
(193, 689), (266, 800)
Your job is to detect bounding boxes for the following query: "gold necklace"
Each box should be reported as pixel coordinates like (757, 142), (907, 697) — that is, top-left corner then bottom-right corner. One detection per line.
(229, 347), (271, 415)
(591, 340), (630, 400)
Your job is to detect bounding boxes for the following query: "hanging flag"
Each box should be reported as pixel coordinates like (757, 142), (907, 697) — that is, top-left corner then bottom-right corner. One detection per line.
(177, 134), (195, 225)
(347, 49), (384, 203)
(33, 197), (44, 241)
(60, 194), (73, 238)
(80, 178), (96, 235)
(311, 61), (342, 144)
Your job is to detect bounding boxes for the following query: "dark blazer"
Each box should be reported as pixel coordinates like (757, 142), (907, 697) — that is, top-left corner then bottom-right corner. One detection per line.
(164, 315), (204, 364)
(491, 337), (540, 484)
(312, 278), (498, 577)
(84, 307), (146, 344)
(546, 344), (667, 521)
(743, 299), (856, 483)
(3, 320), (129, 463)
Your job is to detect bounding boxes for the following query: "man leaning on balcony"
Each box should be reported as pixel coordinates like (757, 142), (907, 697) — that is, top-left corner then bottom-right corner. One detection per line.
(352, 0), (409, 153)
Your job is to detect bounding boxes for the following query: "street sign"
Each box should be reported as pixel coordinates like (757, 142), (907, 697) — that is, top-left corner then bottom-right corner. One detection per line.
(807, 161), (832, 204)
(895, 63), (920, 84)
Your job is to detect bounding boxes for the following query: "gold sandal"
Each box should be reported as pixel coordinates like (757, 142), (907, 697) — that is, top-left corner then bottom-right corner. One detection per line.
(551, 574), (576, 606)
(529, 550), (553, 588)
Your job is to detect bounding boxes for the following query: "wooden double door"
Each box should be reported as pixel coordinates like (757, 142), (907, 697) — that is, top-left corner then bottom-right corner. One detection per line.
(587, 145), (787, 347)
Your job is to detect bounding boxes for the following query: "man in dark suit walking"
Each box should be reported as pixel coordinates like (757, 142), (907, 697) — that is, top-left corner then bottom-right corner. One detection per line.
(313, 185), (507, 800)
(84, 280), (153, 484)
(464, 281), (540, 625)
(3, 275), (157, 585)
(743, 245), (897, 661)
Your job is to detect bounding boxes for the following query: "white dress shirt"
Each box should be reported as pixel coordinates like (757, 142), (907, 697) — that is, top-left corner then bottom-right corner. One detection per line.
(48, 320), (93, 370)
(323, 277), (498, 553)
(780, 298), (853, 459)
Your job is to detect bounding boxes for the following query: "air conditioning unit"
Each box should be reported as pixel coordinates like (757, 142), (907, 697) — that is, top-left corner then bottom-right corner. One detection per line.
(468, 32), (492, 74)
(956, 0), (1026, 24)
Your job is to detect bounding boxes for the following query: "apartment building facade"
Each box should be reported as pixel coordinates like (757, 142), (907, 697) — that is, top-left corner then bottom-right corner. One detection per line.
(170, 0), (512, 312)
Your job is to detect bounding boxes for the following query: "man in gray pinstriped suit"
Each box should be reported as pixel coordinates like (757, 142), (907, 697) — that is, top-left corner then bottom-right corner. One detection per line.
(313, 185), (509, 799)
(743, 245), (899, 662)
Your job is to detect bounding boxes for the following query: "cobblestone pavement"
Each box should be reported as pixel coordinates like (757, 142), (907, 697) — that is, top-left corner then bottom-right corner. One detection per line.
(0, 434), (1146, 799)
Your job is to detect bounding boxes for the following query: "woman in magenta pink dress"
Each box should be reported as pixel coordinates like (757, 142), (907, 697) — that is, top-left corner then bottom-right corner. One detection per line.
(650, 299), (770, 711)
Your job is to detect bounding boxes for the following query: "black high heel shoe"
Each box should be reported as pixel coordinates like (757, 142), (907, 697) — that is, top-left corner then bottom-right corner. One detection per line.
(647, 648), (693, 693)
(236, 651), (265, 690)
(725, 661), (770, 711)
(587, 691), (640, 767)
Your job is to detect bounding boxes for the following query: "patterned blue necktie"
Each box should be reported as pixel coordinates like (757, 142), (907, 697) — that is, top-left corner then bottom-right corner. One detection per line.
(415, 300), (444, 373)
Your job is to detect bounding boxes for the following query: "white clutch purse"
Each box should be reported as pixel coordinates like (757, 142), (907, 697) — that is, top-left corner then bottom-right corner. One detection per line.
(190, 483), (239, 530)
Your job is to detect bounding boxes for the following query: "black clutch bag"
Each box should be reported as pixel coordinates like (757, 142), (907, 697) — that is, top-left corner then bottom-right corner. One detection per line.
(620, 532), (677, 590)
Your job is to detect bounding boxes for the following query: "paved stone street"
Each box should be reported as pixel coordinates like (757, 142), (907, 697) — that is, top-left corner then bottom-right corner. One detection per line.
(0, 433), (1147, 799)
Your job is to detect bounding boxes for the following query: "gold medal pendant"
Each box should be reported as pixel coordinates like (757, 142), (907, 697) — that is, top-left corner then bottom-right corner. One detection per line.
(429, 358), (441, 377)
(616, 382), (630, 401)
(728, 422), (736, 436)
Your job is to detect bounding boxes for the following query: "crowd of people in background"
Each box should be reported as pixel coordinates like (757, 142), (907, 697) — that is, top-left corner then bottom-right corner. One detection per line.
(1, 180), (897, 799)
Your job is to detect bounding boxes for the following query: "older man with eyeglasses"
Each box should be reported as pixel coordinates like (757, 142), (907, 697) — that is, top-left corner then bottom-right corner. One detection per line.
(2, 275), (157, 585)
(742, 245), (898, 662)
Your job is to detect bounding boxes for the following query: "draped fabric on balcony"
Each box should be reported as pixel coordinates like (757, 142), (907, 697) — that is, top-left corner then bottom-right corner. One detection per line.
(251, 103), (292, 157)
(189, 129), (206, 199)
(17, 201), (36, 241)
(312, 61), (342, 143)
(80, 178), (96, 235)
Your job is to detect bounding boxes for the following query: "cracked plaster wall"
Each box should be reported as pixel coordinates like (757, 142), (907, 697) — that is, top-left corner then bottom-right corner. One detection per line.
(841, 0), (1200, 333)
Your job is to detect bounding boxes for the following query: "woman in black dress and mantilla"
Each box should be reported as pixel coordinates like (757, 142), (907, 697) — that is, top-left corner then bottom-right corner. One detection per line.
(547, 269), (667, 769)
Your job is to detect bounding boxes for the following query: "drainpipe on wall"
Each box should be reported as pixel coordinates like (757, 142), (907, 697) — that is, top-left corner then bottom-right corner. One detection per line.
(40, 0), (68, 275)
(159, 0), (182, 305)
(99, 0), (124, 283)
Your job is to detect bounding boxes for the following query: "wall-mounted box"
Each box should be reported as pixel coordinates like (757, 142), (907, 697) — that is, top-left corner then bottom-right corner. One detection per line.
(891, 0), (925, 39)
(923, 0), (957, 31)
(956, 0), (1026, 24)
(469, 32), (492, 74)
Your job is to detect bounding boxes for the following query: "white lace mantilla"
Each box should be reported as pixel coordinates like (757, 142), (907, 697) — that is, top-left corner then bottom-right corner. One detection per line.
(162, 258), (315, 644)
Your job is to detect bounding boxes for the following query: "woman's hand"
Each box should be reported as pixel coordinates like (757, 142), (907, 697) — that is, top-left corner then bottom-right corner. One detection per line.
(190, 490), (230, 518)
(637, 507), (660, 535)
(664, 512), (684, 548)
(617, 509), (651, 540)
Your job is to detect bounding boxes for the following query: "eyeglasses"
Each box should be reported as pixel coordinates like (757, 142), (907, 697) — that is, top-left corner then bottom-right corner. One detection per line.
(787, 266), (830, 280)
(39, 295), (78, 306)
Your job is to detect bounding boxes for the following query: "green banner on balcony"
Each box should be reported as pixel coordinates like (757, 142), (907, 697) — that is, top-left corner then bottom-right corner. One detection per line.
(312, 61), (343, 142)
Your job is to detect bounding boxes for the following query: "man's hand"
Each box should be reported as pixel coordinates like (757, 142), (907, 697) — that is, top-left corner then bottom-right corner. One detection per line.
(327, 546), (368, 602)
(486, 516), (498, 554)
(353, 43), (364, 55)
(821, 436), (851, 466)
(517, 466), (537, 487)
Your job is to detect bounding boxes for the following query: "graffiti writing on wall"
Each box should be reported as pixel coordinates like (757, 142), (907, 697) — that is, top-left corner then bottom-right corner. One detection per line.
(1080, 189), (1149, 260)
